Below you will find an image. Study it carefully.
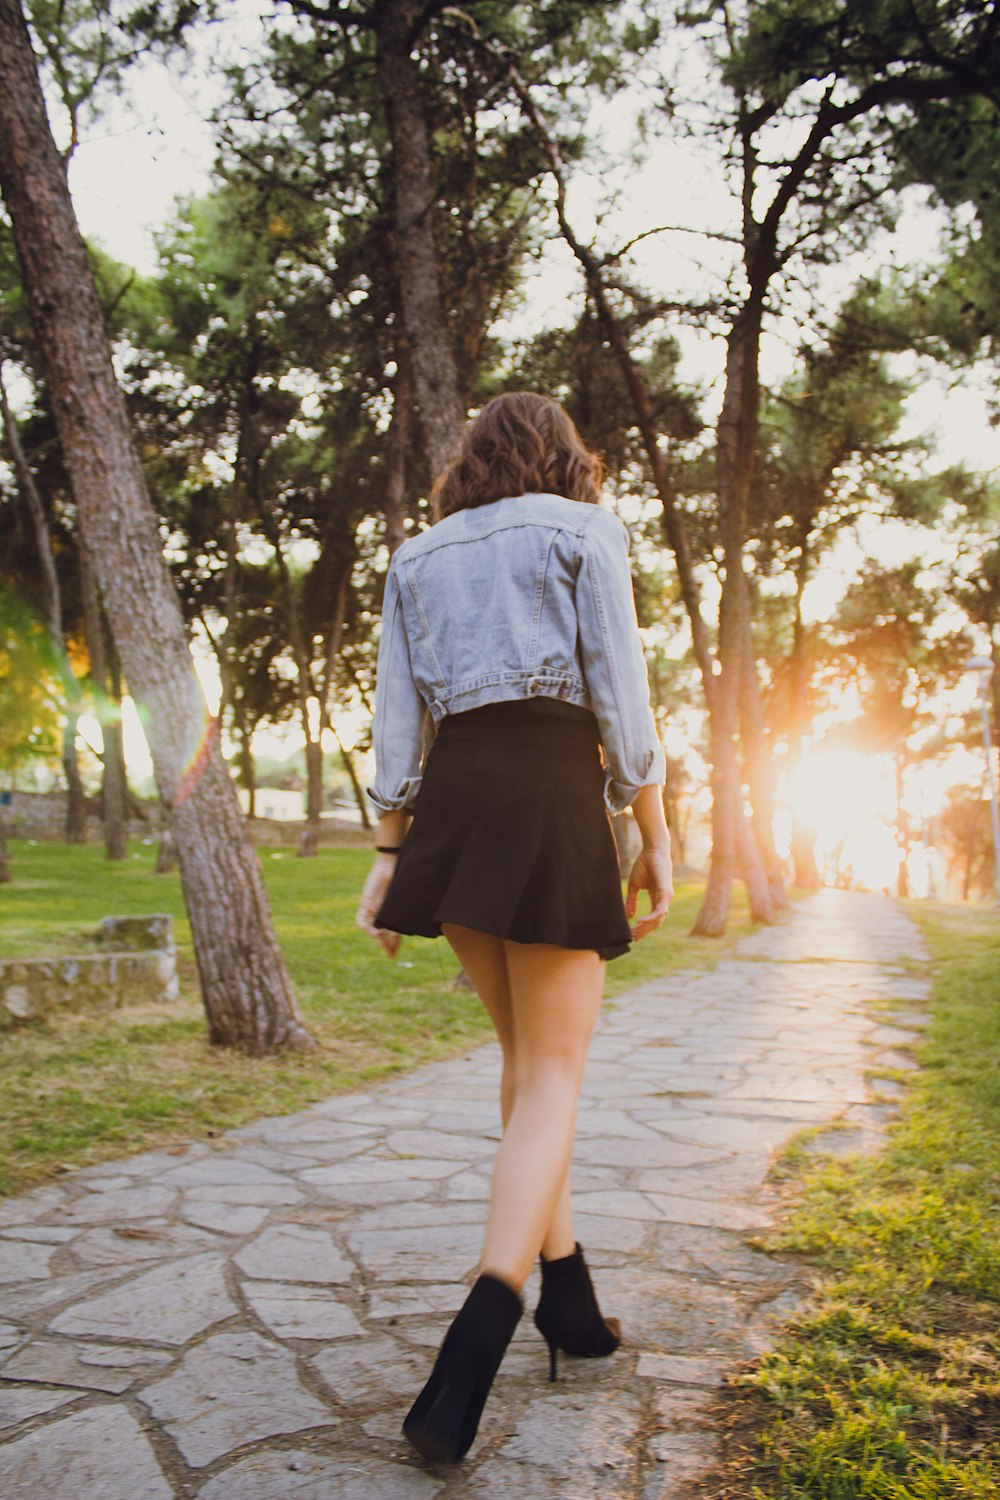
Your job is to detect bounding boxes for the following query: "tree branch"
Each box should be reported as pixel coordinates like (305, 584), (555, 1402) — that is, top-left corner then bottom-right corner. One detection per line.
(605, 221), (743, 266)
(283, 0), (374, 30)
(752, 55), (1000, 286)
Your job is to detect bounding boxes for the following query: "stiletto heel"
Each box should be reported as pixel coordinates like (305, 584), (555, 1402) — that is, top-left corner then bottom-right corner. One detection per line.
(546, 1337), (559, 1382)
(403, 1273), (523, 1462)
(533, 1242), (621, 1380)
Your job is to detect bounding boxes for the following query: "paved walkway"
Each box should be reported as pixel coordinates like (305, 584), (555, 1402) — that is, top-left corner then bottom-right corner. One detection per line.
(0, 891), (931, 1499)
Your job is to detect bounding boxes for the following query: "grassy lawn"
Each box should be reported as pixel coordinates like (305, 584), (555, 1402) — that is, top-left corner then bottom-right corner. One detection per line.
(0, 837), (750, 1197)
(711, 901), (1000, 1499)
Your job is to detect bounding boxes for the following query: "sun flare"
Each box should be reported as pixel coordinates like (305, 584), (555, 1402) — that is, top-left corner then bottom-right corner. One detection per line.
(779, 750), (902, 892)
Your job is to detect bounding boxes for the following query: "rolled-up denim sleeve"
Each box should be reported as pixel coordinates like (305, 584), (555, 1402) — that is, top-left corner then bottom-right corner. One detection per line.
(577, 508), (666, 814)
(366, 559), (427, 813)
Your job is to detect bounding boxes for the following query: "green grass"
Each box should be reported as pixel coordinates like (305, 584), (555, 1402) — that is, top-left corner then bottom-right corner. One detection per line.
(0, 838), (750, 1197)
(714, 902), (1000, 1500)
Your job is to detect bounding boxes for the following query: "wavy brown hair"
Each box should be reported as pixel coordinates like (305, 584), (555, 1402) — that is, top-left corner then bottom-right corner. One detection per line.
(430, 392), (603, 520)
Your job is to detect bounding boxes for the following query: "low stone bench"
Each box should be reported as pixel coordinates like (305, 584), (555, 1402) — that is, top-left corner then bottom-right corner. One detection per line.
(0, 914), (178, 1028)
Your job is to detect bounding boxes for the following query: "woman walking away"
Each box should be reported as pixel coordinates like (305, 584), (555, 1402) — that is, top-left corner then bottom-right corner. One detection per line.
(356, 392), (673, 1463)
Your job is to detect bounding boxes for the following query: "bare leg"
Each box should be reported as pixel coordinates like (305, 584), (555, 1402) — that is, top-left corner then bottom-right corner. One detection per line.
(482, 941), (604, 1289)
(442, 924), (604, 1291)
(442, 924), (579, 1262)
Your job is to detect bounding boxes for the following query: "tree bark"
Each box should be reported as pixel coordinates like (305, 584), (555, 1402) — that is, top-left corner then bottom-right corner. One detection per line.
(0, 0), (314, 1053)
(374, 0), (466, 476)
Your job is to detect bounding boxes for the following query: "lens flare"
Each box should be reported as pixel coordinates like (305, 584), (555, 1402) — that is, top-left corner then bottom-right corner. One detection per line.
(782, 750), (901, 892)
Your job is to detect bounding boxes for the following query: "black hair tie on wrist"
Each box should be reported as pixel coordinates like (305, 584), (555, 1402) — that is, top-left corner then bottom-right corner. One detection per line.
(376, 845), (402, 854)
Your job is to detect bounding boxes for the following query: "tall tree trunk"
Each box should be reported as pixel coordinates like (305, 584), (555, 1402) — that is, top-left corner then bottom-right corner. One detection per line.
(739, 633), (789, 909)
(60, 712), (88, 842)
(240, 723), (257, 821)
(895, 752), (910, 897)
(707, 298), (778, 930)
(374, 0), (466, 476)
(154, 827), (178, 875)
(787, 549), (821, 888)
(79, 539), (127, 859)
(0, 363), (61, 628)
(790, 814), (820, 890)
(663, 782), (687, 867)
(329, 726), (372, 832)
(0, 0), (314, 1053)
(218, 348), (261, 749)
(385, 336), (413, 554)
(0, 361), (87, 842)
(199, 609), (256, 822)
(509, 82), (718, 694)
(264, 527), (324, 859)
(302, 559), (355, 855)
(693, 717), (744, 934)
(508, 69), (775, 935)
(103, 637), (129, 859)
(300, 737), (324, 858)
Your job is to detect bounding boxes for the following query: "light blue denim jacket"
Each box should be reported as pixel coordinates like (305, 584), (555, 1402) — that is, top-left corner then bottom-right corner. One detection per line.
(367, 492), (665, 815)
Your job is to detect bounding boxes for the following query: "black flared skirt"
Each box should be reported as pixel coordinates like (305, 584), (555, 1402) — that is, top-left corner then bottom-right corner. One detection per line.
(375, 699), (632, 961)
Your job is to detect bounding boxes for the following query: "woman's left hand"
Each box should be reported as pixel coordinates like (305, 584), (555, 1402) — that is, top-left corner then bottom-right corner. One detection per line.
(355, 853), (402, 957)
(625, 846), (674, 941)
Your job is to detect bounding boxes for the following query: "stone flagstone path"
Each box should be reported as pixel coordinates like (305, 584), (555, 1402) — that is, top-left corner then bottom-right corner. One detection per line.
(0, 890), (931, 1499)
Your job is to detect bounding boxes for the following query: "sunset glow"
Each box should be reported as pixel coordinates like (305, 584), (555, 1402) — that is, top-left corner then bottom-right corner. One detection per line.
(777, 750), (901, 891)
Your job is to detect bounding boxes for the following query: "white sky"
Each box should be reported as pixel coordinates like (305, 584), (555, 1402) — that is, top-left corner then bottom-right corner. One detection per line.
(66, 7), (259, 267)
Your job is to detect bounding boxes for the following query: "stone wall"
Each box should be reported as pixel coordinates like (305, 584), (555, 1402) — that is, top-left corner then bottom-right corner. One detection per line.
(3, 791), (368, 846)
(3, 790), (163, 842)
(0, 914), (178, 1029)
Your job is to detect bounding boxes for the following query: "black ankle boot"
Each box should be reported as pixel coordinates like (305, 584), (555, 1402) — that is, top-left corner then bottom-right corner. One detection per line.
(403, 1273), (523, 1462)
(533, 1242), (621, 1381)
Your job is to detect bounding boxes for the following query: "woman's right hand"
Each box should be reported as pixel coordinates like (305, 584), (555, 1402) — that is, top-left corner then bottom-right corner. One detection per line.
(355, 853), (403, 957)
(626, 846), (674, 941)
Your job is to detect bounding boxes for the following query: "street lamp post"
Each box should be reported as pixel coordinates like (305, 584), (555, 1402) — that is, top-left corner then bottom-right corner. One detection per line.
(965, 655), (1000, 902)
